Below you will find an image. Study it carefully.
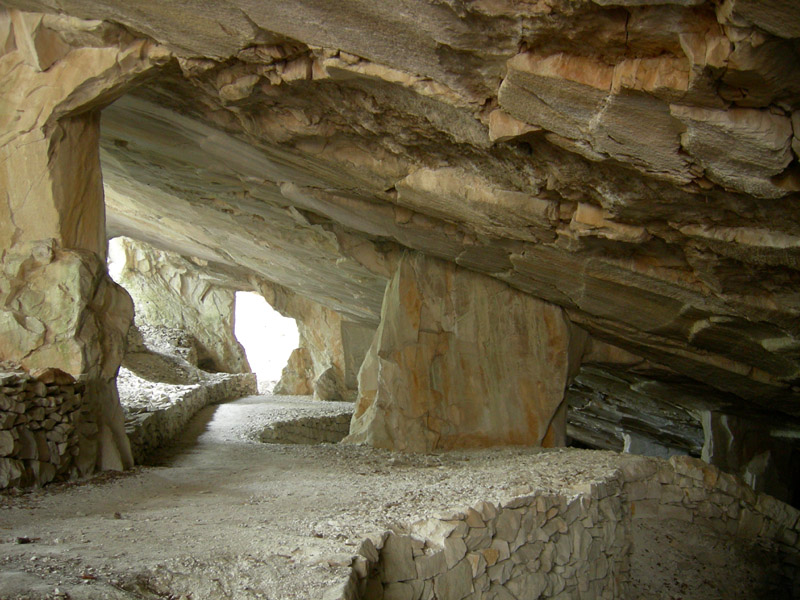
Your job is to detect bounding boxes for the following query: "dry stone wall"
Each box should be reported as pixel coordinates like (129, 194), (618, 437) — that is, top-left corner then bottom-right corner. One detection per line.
(258, 411), (352, 445)
(329, 456), (800, 600)
(124, 373), (256, 463)
(0, 368), (90, 487)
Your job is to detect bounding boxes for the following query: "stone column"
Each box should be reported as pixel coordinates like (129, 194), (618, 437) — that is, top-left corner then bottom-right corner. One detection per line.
(345, 252), (587, 452)
(0, 8), (169, 482)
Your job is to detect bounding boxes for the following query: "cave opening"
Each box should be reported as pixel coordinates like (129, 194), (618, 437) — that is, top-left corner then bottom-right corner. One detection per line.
(233, 290), (299, 394)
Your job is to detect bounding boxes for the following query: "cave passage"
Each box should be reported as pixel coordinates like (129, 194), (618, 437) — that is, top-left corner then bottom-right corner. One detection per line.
(234, 290), (299, 392)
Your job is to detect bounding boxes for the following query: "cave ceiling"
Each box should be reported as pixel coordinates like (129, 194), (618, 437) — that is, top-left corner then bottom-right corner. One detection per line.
(4, 0), (800, 418)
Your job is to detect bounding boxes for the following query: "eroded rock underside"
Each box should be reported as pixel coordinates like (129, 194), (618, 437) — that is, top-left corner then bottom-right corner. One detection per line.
(1, 0), (800, 504)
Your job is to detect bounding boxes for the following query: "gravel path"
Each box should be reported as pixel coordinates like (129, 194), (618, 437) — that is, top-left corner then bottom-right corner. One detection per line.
(0, 394), (632, 600)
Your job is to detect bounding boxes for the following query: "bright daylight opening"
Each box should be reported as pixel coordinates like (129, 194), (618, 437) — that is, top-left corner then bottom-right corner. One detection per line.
(235, 291), (299, 393)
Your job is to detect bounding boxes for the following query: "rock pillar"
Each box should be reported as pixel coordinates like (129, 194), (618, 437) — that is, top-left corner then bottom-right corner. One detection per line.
(345, 252), (586, 452)
(0, 8), (169, 483)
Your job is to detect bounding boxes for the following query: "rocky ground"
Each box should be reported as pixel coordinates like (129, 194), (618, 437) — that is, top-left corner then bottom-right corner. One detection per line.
(0, 393), (641, 600)
(0, 393), (784, 600)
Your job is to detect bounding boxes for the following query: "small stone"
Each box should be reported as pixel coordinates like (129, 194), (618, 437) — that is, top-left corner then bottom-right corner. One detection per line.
(31, 368), (75, 385)
(433, 559), (473, 600)
(506, 571), (547, 599)
(481, 547), (500, 567)
(495, 509), (522, 542)
(384, 582), (414, 600)
(465, 525), (492, 551)
(464, 508), (485, 528)
(0, 430), (14, 456)
(416, 550), (447, 580)
(444, 536), (467, 569)
(466, 552), (486, 577)
(381, 534), (417, 583)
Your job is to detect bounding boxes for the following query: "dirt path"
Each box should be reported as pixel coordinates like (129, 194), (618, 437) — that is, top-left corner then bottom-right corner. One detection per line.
(0, 395), (638, 599)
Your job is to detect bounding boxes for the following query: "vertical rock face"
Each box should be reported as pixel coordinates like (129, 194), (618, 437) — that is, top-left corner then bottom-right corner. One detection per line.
(274, 347), (314, 396)
(110, 237), (250, 374)
(0, 241), (134, 474)
(0, 7), (169, 484)
(261, 281), (376, 401)
(346, 253), (586, 452)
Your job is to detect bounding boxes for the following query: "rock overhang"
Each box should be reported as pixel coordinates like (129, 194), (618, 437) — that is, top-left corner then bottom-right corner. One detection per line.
(2, 1), (800, 417)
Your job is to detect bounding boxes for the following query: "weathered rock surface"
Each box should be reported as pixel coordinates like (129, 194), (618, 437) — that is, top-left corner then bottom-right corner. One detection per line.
(0, 241), (134, 477)
(110, 237), (250, 374)
(346, 252), (586, 451)
(274, 347), (314, 396)
(261, 282), (375, 401)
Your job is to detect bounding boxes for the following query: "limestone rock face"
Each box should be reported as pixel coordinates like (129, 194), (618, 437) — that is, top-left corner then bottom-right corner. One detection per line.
(260, 282), (375, 401)
(110, 237), (250, 374)
(346, 253), (586, 451)
(274, 347), (314, 396)
(0, 240), (134, 473)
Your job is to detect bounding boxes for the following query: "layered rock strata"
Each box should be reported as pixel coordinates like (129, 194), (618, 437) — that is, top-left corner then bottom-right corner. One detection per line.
(0, 0), (798, 484)
(346, 252), (586, 452)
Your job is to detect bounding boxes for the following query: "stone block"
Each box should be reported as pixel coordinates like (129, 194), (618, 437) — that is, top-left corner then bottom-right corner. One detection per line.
(554, 533), (572, 566)
(494, 509), (522, 542)
(738, 510), (764, 539)
(415, 551), (447, 580)
(466, 552), (486, 578)
(0, 411), (16, 428)
(384, 582), (414, 600)
(16, 427), (37, 460)
(658, 504), (693, 522)
(381, 535), (417, 583)
(465, 526), (492, 551)
(487, 559), (513, 585)
(0, 457), (23, 486)
(346, 253), (582, 451)
(444, 537), (467, 569)
(433, 559), (473, 600)
(0, 429), (14, 456)
(507, 571), (548, 599)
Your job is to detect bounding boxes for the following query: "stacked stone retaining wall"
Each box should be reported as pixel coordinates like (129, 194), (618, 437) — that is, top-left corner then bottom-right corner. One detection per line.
(330, 455), (800, 600)
(259, 412), (352, 445)
(125, 373), (256, 463)
(0, 368), (91, 488)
